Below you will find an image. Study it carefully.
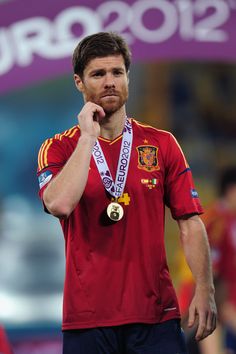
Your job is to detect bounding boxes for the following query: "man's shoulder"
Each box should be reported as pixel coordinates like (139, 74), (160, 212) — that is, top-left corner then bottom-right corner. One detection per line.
(40, 125), (80, 147)
(37, 125), (80, 172)
(51, 125), (80, 142)
(131, 118), (172, 139)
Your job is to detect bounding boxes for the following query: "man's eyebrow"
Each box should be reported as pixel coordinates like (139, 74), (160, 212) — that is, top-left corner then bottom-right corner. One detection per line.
(113, 67), (125, 71)
(89, 68), (105, 75)
(89, 66), (125, 74)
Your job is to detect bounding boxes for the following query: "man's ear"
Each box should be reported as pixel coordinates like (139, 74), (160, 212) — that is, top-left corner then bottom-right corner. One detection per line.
(74, 74), (84, 92)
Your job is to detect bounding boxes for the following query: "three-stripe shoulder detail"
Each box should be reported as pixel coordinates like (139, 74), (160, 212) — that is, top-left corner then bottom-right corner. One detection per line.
(54, 125), (79, 140)
(38, 126), (79, 170)
(38, 138), (53, 171)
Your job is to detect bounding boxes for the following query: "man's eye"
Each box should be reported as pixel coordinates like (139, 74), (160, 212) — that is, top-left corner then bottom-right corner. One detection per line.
(93, 72), (103, 77)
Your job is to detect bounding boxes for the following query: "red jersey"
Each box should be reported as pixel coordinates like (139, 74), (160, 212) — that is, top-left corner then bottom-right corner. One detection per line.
(202, 202), (236, 307)
(37, 119), (203, 330)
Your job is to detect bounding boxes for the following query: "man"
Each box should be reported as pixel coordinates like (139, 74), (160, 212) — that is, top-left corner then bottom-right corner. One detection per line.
(199, 166), (236, 354)
(37, 32), (217, 354)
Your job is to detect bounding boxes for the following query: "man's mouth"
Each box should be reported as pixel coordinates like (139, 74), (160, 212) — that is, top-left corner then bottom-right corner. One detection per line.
(101, 92), (117, 98)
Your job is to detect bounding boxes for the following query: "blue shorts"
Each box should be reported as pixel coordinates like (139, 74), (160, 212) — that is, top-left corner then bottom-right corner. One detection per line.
(225, 327), (236, 353)
(63, 319), (188, 354)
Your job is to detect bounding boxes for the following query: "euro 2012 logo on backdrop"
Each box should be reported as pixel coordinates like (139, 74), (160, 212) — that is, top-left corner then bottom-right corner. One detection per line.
(136, 146), (160, 172)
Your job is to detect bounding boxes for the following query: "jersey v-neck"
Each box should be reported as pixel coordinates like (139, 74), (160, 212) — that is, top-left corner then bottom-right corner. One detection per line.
(98, 134), (123, 145)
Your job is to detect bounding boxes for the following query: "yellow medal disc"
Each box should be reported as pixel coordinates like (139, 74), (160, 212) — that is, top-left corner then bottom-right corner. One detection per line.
(107, 202), (124, 221)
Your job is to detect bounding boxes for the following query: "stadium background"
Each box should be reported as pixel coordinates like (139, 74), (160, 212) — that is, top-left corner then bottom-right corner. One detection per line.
(0, 0), (236, 352)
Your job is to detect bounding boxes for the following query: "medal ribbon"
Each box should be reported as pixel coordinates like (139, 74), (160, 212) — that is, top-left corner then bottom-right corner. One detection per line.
(92, 118), (133, 199)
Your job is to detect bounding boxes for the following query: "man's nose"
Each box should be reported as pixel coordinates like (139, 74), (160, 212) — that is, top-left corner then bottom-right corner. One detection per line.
(104, 74), (115, 88)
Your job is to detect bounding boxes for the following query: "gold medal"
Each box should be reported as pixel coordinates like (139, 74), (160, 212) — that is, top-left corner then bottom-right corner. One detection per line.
(107, 202), (124, 221)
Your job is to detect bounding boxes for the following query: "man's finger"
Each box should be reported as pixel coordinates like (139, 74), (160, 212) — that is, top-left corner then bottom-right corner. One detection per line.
(195, 312), (207, 341)
(206, 310), (215, 334)
(188, 306), (197, 328)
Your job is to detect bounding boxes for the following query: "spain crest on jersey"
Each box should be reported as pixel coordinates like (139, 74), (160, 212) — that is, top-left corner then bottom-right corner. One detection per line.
(136, 145), (160, 172)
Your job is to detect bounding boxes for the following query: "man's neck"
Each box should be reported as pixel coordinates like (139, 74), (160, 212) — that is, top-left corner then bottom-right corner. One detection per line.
(100, 107), (127, 140)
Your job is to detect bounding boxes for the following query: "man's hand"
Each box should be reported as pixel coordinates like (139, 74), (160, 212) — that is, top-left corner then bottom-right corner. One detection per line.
(78, 102), (105, 139)
(188, 287), (217, 341)
(178, 216), (218, 341)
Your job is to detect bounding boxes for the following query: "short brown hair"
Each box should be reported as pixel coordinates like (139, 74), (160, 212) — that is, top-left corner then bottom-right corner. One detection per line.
(72, 32), (131, 77)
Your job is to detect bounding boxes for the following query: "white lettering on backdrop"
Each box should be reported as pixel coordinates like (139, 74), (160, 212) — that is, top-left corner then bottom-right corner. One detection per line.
(0, 0), (233, 75)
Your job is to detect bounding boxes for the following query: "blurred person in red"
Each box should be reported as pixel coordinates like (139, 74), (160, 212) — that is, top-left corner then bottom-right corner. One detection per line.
(201, 166), (236, 354)
(0, 325), (13, 354)
(178, 166), (236, 354)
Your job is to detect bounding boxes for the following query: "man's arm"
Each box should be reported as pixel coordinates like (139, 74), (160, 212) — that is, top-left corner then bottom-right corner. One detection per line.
(177, 215), (217, 341)
(43, 102), (105, 218)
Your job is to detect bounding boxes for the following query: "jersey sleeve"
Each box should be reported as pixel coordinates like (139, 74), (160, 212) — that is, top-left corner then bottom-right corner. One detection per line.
(164, 133), (203, 219)
(37, 137), (67, 200)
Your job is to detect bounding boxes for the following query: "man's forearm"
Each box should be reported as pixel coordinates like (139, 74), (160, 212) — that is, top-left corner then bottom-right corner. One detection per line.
(178, 215), (214, 291)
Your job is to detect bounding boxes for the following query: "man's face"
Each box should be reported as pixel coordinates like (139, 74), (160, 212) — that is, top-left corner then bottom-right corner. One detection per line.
(74, 55), (129, 115)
